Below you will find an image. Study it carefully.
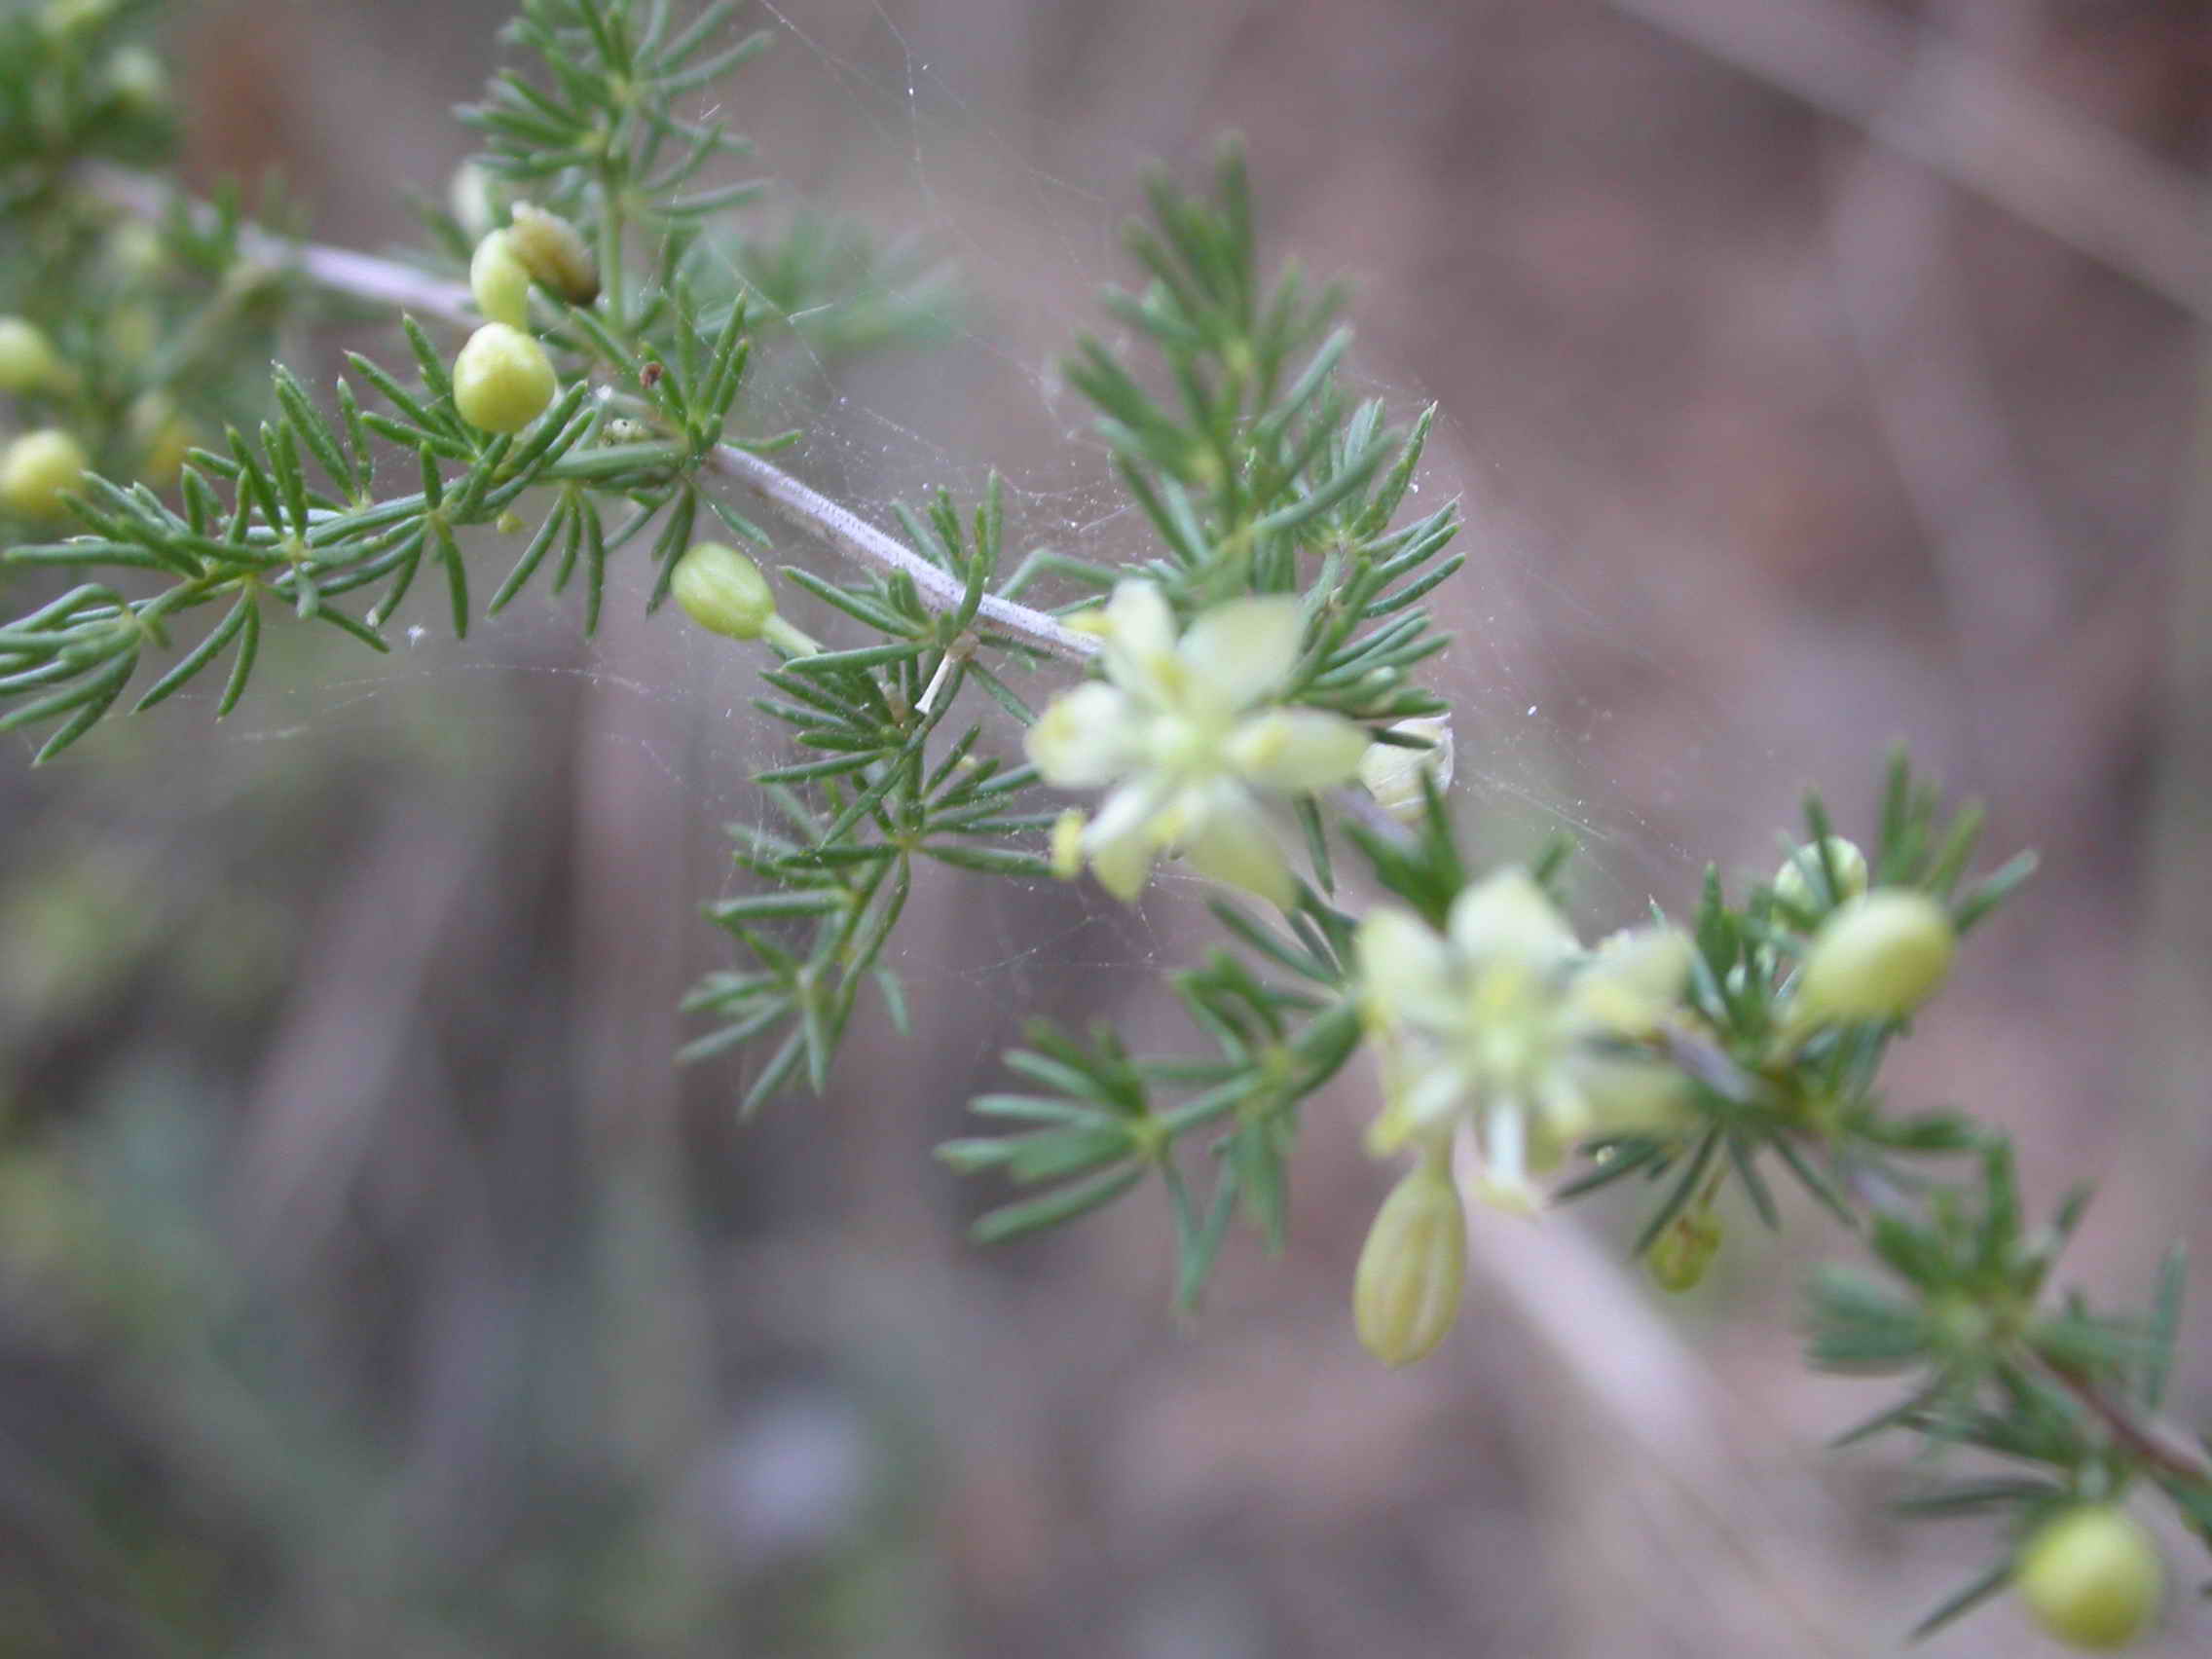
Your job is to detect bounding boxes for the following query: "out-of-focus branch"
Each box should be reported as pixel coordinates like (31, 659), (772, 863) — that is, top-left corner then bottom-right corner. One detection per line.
(80, 165), (1101, 665)
(1452, 1141), (1863, 1657)
(1606, 0), (2212, 313)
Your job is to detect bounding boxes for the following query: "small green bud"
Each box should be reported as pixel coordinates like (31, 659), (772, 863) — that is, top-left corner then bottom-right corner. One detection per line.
(671, 542), (776, 641)
(451, 323), (556, 434)
(1353, 1154), (1466, 1368)
(0, 428), (89, 520)
(1773, 835), (1867, 911)
(505, 204), (599, 306)
(1791, 889), (1955, 1029)
(0, 317), (67, 393)
(1647, 1207), (1722, 1293)
(469, 230), (533, 329)
(2014, 1505), (2161, 1650)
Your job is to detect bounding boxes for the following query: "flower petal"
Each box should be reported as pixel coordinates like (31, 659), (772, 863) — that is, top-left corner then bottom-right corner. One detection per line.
(1226, 708), (1372, 793)
(1447, 867), (1579, 970)
(1563, 925), (1693, 1037)
(1176, 787), (1296, 907)
(1177, 594), (1302, 709)
(1073, 580), (1178, 695)
(1024, 682), (1145, 787)
(1084, 779), (1169, 902)
(1355, 907), (1456, 1029)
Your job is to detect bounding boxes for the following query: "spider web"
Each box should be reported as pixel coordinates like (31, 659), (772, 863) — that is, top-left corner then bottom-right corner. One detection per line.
(154, 0), (1778, 1089)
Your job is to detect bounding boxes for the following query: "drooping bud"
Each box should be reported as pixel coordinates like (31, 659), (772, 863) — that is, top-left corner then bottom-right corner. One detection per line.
(1050, 808), (1087, 881)
(0, 317), (68, 393)
(505, 204), (599, 306)
(671, 542), (776, 641)
(1773, 835), (1867, 912)
(1356, 715), (1454, 822)
(1353, 1153), (1466, 1368)
(1647, 1207), (1723, 1293)
(2014, 1505), (2162, 1650)
(0, 429), (89, 520)
(1790, 890), (1955, 1030)
(469, 230), (534, 330)
(451, 323), (556, 434)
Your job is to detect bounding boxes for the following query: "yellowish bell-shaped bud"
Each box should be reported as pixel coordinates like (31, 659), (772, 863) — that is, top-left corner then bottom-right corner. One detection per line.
(671, 543), (776, 641)
(506, 204), (600, 306)
(1790, 889), (1955, 1030)
(2014, 1505), (2162, 1651)
(451, 323), (556, 434)
(104, 44), (167, 114)
(127, 393), (194, 487)
(1353, 1152), (1466, 1368)
(1773, 835), (1867, 912)
(0, 429), (90, 520)
(0, 317), (68, 393)
(1356, 716), (1454, 823)
(470, 231), (533, 329)
(1050, 809), (1087, 881)
(1647, 1207), (1723, 1293)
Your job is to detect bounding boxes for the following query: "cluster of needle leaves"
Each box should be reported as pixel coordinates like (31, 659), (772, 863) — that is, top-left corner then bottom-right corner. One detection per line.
(1538, 752), (2207, 1637)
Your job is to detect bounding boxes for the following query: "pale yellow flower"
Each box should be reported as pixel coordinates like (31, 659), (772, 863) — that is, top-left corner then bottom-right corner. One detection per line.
(1355, 869), (1695, 1211)
(1025, 581), (1370, 906)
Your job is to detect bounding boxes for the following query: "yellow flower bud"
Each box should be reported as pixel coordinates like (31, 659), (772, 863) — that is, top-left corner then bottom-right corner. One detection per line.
(449, 164), (498, 244)
(1647, 1208), (1722, 1293)
(451, 323), (556, 434)
(1050, 808), (1087, 881)
(671, 542), (776, 641)
(505, 204), (599, 306)
(0, 429), (90, 520)
(1790, 890), (1955, 1029)
(0, 318), (67, 393)
(1773, 835), (1867, 911)
(127, 393), (194, 488)
(470, 231), (533, 329)
(2014, 1505), (2161, 1650)
(1356, 716), (1454, 822)
(106, 221), (166, 280)
(1353, 1154), (1466, 1368)
(104, 44), (167, 114)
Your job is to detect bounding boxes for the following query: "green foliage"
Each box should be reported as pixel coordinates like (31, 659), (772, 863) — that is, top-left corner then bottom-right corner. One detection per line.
(0, 0), (172, 177)
(0, 2), (2205, 1647)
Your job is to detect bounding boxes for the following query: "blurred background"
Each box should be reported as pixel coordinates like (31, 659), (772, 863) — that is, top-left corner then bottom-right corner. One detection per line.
(4, 0), (2212, 1652)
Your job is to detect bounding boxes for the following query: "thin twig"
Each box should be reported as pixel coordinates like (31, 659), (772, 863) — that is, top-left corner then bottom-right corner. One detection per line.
(81, 165), (1100, 664)
(2037, 1356), (2212, 1489)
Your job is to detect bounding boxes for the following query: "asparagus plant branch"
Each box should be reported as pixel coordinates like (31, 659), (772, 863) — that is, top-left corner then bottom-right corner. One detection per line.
(79, 165), (1099, 665)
